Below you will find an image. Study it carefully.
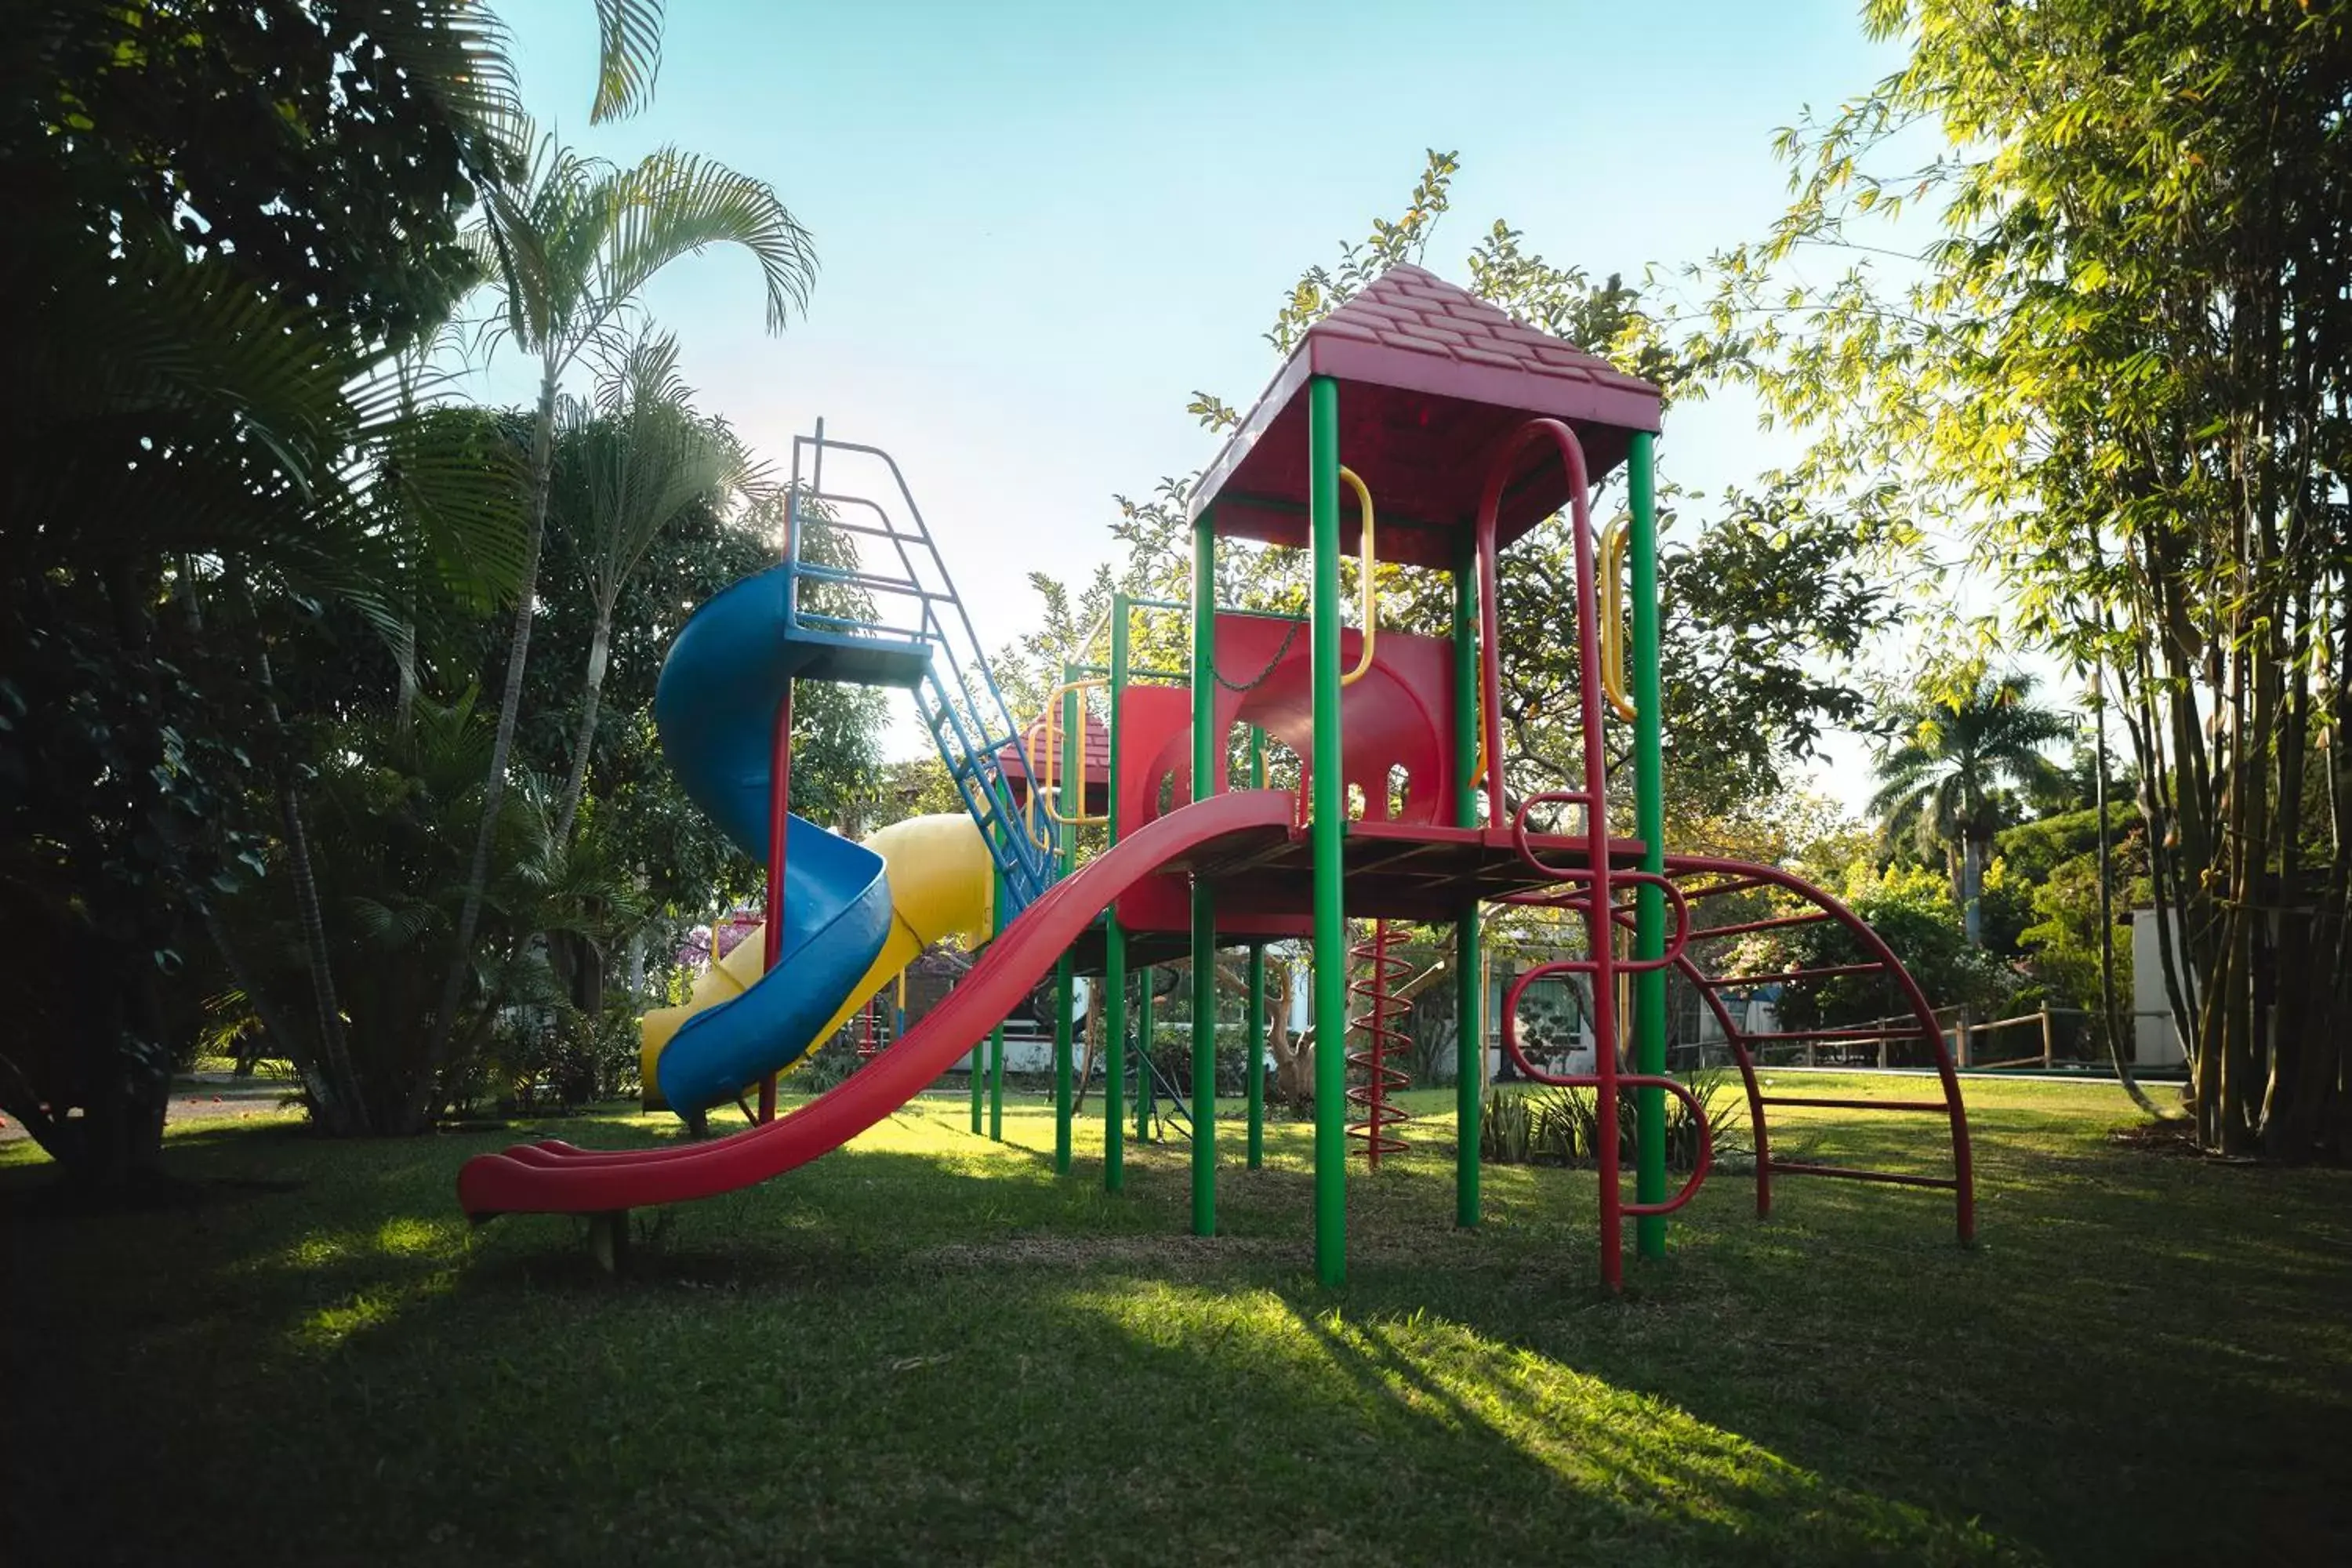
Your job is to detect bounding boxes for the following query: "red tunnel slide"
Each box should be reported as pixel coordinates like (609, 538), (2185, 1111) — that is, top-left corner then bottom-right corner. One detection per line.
(456, 789), (1296, 1220)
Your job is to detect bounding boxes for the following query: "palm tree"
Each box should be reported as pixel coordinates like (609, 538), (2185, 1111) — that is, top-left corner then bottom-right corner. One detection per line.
(1868, 670), (2069, 945)
(551, 329), (760, 843)
(416, 129), (815, 1118)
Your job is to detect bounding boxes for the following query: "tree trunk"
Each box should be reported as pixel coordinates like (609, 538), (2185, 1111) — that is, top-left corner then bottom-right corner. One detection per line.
(414, 359), (560, 1130)
(1960, 837), (1985, 947)
(279, 780), (368, 1134)
(1262, 959), (1312, 1112)
(554, 606), (614, 845)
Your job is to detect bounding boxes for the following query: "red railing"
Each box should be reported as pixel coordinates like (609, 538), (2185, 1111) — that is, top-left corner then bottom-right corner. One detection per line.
(1467, 415), (1973, 1282)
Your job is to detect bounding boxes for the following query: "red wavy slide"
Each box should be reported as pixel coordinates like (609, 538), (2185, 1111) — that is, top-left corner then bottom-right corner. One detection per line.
(458, 789), (1294, 1220)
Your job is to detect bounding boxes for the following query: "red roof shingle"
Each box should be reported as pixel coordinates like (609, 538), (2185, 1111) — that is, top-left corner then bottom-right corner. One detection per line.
(1189, 264), (1662, 567)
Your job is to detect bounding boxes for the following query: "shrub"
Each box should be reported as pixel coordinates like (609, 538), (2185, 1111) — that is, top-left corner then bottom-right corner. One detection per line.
(1480, 1069), (1744, 1172)
(1145, 1025), (1252, 1096)
(460, 1004), (640, 1116)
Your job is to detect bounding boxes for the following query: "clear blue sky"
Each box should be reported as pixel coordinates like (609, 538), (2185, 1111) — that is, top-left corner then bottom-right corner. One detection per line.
(485, 0), (1929, 797)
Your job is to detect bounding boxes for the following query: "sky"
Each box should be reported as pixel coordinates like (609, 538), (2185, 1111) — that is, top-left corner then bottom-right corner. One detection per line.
(480, 0), (1959, 808)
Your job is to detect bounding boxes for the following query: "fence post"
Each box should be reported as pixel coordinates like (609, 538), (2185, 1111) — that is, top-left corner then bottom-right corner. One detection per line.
(2040, 1001), (2054, 1069)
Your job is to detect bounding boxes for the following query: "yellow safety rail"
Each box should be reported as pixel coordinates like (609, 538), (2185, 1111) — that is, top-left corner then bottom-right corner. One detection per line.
(1023, 675), (1109, 848)
(1339, 466), (1381, 687)
(1600, 518), (1637, 721)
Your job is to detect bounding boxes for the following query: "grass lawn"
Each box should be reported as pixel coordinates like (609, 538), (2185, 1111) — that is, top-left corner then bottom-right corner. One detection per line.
(5, 1073), (2349, 1566)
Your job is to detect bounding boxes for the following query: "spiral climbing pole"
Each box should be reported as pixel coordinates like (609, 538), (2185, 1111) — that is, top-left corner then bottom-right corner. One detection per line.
(1345, 920), (1414, 1164)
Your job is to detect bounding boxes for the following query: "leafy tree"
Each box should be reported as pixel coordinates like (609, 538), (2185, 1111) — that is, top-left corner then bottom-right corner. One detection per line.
(425, 127), (817, 1120)
(547, 331), (757, 843)
(514, 471), (886, 1011)
(0, 0), (523, 1182)
(1703, 0), (2352, 1155)
(1077, 152), (1901, 837)
(219, 695), (644, 1129)
(1729, 863), (2015, 1046)
(1867, 669), (2068, 946)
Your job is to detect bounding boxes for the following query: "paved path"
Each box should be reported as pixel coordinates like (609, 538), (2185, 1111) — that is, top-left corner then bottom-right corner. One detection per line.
(0, 1070), (299, 1145)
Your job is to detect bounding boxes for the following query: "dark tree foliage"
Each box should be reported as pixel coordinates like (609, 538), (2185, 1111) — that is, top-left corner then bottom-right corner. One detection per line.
(0, 1), (506, 1186)
(513, 474), (884, 918)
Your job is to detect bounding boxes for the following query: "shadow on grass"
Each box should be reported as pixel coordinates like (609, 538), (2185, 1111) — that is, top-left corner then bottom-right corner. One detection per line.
(5, 1091), (2350, 1565)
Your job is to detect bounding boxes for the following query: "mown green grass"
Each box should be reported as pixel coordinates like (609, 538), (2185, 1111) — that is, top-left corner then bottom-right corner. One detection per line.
(5, 1074), (2348, 1566)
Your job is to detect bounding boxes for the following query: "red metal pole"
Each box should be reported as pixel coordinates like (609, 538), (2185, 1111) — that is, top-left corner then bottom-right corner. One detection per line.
(1475, 419), (1618, 1290)
(760, 681), (795, 1123)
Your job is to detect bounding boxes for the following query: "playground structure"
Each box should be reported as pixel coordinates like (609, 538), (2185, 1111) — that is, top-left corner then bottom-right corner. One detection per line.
(457, 264), (1973, 1290)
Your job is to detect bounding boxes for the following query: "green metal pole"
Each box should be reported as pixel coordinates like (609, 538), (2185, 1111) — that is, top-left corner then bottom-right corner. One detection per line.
(1630, 430), (1668, 1257)
(1451, 532), (1484, 1228)
(1246, 725), (1268, 1171)
(1105, 596), (1130, 1192)
(989, 860), (1006, 1142)
(1189, 511), (1218, 1234)
(1053, 663), (1079, 1174)
(1307, 374), (1347, 1287)
(970, 967), (985, 1134)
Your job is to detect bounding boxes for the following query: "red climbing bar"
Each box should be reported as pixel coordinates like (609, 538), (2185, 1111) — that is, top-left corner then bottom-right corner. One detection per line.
(1699, 961), (1886, 988)
(1692, 909), (1835, 941)
(1766, 1160), (1959, 1191)
(1740, 1026), (1917, 1042)
(1675, 875), (1777, 901)
(1759, 1095), (1956, 1113)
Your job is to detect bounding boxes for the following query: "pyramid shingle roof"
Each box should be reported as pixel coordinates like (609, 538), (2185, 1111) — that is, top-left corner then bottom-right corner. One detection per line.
(1189, 265), (1662, 566)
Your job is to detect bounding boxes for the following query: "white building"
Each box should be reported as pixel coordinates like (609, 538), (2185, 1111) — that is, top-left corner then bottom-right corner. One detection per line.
(2125, 908), (2190, 1068)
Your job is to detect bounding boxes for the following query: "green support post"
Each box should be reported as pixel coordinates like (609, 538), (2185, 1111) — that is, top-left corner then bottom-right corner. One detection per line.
(1451, 532), (1484, 1228)
(1629, 431), (1668, 1256)
(989, 861), (1006, 1142)
(1105, 596), (1130, 1192)
(1053, 664), (1079, 1174)
(1189, 512), (1218, 1234)
(1245, 725), (1269, 1171)
(1307, 374), (1347, 1287)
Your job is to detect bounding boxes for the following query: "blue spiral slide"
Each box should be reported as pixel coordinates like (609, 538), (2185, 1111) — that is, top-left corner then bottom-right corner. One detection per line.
(641, 564), (897, 1116)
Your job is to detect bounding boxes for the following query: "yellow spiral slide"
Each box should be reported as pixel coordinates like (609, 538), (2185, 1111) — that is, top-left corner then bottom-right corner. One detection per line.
(638, 815), (995, 1111)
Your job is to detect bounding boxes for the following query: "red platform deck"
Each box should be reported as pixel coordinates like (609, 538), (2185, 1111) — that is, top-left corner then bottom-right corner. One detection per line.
(1067, 818), (1646, 971)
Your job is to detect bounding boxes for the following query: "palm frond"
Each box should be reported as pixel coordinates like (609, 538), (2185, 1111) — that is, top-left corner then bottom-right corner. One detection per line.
(364, 0), (528, 167)
(591, 0), (667, 123)
(599, 148), (818, 332)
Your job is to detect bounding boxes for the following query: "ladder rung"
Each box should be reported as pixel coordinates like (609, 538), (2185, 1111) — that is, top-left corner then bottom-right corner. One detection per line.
(1701, 962), (1884, 988)
(1765, 1160), (1958, 1191)
(1759, 1095), (1954, 1113)
(1698, 910), (1836, 940)
(1744, 1027), (1920, 1041)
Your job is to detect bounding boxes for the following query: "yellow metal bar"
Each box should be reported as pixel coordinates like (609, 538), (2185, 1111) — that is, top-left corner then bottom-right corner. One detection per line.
(1338, 466), (1381, 688)
(1601, 519), (1637, 721)
(1023, 675), (1109, 847)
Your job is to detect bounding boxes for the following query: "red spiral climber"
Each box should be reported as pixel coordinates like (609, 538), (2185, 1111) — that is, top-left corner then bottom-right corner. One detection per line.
(1346, 920), (1414, 1164)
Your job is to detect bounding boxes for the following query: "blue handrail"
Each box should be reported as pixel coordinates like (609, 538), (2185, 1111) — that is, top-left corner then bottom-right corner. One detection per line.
(782, 423), (1058, 913)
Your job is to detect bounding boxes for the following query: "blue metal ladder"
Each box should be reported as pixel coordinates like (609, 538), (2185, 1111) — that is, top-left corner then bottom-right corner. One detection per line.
(779, 423), (1058, 916)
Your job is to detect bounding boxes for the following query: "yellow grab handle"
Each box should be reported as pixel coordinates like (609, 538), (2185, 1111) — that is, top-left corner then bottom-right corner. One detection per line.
(1339, 466), (1380, 688)
(1023, 676), (1110, 848)
(1600, 519), (1636, 721)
